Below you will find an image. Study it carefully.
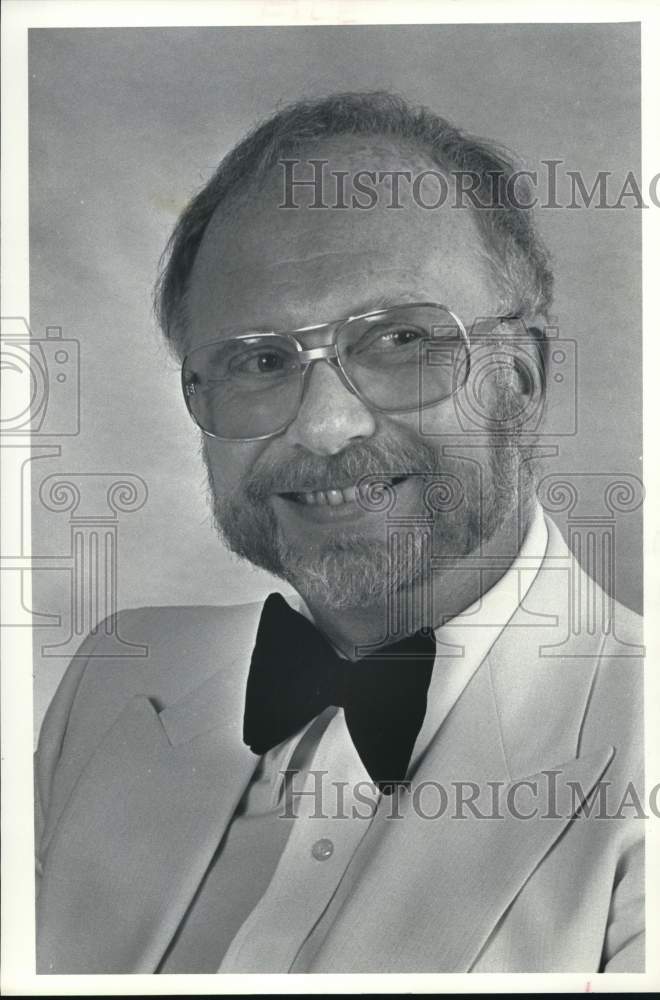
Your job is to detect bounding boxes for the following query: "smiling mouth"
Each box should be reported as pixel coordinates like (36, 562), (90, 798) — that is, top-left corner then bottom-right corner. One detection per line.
(279, 475), (409, 507)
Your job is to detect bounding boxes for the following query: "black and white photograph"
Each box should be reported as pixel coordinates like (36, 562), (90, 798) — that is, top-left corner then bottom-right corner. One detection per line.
(2, 0), (659, 993)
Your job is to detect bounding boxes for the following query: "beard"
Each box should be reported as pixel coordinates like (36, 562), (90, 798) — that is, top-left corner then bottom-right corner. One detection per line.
(204, 396), (537, 612)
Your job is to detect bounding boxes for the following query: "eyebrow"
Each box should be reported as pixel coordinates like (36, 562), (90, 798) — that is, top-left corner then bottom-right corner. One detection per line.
(346, 290), (430, 316)
(214, 291), (439, 339)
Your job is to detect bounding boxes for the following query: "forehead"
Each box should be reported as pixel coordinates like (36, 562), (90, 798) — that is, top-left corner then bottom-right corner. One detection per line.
(186, 135), (498, 346)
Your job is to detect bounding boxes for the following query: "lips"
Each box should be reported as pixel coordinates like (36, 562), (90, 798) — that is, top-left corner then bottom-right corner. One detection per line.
(280, 476), (408, 506)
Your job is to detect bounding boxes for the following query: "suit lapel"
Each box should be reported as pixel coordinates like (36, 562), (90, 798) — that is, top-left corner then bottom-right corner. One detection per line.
(37, 665), (259, 973)
(308, 657), (613, 972)
(308, 517), (615, 972)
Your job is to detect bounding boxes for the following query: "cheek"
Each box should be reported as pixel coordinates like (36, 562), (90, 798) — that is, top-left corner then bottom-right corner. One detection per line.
(382, 397), (464, 441)
(408, 370), (517, 442)
(203, 439), (265, 493)
(377, 410), (497, 501)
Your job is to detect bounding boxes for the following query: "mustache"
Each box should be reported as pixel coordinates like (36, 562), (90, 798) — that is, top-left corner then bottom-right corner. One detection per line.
(242, 435), (442, 500)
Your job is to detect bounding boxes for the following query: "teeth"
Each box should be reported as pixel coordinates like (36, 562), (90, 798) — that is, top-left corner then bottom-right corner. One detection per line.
(288, 476), (408, 506)
(296, 485), (358, 506)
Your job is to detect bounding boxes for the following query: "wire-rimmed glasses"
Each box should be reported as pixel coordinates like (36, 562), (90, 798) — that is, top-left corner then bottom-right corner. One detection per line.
(181, 302), (470, 441)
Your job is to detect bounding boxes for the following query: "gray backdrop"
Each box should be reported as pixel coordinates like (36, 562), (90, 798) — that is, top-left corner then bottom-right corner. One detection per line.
(28, 24), (642, 732)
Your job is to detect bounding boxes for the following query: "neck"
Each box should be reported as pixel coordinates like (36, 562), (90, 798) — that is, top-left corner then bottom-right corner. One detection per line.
(301, 504), (532, 660)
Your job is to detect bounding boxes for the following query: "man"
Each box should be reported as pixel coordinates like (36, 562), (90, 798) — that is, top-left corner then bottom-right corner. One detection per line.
(35, 92), (644, 974)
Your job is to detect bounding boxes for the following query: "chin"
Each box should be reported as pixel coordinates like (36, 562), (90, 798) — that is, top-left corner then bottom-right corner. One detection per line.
(277, 532), (431, 611)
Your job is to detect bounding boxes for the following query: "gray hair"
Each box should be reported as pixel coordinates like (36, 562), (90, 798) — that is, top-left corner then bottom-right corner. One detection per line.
(154, 91), (553, 355)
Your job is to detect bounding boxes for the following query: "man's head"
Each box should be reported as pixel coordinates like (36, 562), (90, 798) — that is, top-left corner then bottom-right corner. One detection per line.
(155, 92), (553, 612)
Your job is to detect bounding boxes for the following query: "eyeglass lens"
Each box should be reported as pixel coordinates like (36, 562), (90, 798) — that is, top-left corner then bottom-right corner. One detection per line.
(182, 305), (468, 439)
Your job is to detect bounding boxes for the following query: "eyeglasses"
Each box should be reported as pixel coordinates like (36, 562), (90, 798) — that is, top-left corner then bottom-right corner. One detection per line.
(181, 302), (471, 441)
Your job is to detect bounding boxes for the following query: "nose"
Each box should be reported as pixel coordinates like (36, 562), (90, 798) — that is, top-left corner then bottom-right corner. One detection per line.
(284, 359), (377, 455)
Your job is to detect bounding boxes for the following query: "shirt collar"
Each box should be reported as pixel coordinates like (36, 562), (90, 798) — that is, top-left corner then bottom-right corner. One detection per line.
(409, 501), (548, 772)
(435, 500), (548, 638)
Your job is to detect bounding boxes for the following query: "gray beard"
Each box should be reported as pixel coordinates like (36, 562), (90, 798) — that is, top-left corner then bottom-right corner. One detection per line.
(205, 424), (535, 612)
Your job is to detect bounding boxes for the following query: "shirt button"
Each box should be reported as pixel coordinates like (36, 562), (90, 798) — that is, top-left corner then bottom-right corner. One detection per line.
(311, 838), (334, 861)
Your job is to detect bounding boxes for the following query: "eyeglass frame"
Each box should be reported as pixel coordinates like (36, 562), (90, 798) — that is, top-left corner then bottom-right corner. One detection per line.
(181, 301), (472, 442)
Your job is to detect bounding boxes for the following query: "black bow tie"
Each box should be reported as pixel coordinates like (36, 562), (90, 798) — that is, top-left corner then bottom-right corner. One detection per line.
(243, 593), (436, 794)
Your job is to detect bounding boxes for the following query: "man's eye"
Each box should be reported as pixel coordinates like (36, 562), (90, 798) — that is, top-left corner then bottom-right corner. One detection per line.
(353, 326), (425, 356)
(230, 350), (293, 375)
(255, 352), (284, 373)
(379, 328), (422, 347)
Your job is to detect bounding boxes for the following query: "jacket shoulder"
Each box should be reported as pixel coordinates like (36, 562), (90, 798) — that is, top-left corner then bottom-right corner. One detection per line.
(35, 601), (264, 838)
(580, 595), (644, 778)
(90, 601), (264, 683)
(54, 600), (264, 725)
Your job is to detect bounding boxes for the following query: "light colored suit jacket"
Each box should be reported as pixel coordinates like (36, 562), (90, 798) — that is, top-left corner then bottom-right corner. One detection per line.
(35, 517), (644, 974)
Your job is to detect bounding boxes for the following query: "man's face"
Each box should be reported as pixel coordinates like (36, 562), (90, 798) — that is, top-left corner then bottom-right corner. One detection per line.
(185, 137), (533, 610)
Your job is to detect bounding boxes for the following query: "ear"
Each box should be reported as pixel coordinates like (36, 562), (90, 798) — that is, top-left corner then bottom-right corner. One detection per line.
(507, 315), (547, 402)
(461, 314), (548, 436)
(489, 315), (547, 440)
